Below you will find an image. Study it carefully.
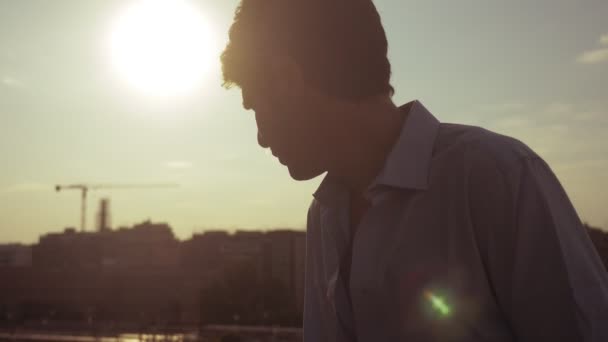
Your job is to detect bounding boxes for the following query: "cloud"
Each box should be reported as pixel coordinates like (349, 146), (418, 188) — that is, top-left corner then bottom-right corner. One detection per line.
(555, 159), (608, 172)
(546, 123), (569, 133)
(485, 102), (608, 170)
(577, 48), (608, 64)
(536, 103), (606, 124)
(2, 76), (24, 88)
(479, 102), (525, 113)
(3, 182), (50, 194)
(577, 34), (608, 64)
(572, 111), (604, 122)
(492, 115), (531, 129)
(165, 161), (193, 169)
(217, 153), (241, 163)
(544, 102), (573, 114)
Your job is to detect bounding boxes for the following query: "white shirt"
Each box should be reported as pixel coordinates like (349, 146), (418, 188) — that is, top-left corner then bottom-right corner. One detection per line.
(303, 100), (608, 341)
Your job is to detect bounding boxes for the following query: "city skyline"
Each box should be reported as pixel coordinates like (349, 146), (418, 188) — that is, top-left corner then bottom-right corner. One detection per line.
(1, 215), (306, 245)
(0, 219), (307, 331)
(1, 0), (608, 243)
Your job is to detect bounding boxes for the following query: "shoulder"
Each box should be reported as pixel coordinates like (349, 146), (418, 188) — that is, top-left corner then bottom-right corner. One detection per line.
(434, 123), (540, 174)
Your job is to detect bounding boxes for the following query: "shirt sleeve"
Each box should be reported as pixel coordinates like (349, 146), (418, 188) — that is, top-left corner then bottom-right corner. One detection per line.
(470, 155), (608, 342)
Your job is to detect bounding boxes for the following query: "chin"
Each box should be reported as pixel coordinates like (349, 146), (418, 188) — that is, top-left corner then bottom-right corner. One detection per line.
(286, 164), (325, 181)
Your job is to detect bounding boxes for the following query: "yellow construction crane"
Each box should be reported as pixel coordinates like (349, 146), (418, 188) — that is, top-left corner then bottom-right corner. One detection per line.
(55, 183), (178, 231)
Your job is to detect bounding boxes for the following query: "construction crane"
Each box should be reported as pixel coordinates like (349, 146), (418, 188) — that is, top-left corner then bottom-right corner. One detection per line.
(55, 183), (178, 232)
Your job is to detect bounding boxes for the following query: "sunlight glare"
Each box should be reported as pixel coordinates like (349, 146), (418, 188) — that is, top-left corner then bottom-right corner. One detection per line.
(108, 0), (217, 97)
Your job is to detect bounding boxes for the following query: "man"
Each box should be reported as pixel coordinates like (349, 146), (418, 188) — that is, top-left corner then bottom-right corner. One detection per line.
(220, 0), (608, 340)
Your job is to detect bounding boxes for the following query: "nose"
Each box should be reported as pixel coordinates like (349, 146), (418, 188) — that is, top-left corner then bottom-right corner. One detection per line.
(257, 132), (270, 148)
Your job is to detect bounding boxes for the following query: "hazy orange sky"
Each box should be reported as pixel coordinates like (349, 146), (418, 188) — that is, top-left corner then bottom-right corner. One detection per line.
(1, 0), (607, 243)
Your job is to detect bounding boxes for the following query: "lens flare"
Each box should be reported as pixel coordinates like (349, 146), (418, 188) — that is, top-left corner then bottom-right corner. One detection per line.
(424, 290), (451, 317)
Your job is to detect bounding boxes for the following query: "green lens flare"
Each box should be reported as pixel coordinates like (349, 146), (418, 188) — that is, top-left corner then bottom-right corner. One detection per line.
(425, 291), (451, 316)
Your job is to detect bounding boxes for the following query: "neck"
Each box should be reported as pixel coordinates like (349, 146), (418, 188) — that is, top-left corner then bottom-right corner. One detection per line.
(328, 96), (407, 195)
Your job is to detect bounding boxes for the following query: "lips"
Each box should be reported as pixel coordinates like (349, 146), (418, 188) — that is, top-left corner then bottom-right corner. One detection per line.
(257, 131), (287, 165)
(276, 154), (287, 165)
(268, 146), (287, 165)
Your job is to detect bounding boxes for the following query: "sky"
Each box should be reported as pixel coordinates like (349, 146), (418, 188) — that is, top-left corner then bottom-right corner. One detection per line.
(1, 0), (607, 243)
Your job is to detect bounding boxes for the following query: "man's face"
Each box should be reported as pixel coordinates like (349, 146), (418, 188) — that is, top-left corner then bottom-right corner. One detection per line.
(240, 63), (334, 181)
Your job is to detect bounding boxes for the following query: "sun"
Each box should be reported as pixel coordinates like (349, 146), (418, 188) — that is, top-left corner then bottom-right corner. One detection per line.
(108, 0), (218, 97)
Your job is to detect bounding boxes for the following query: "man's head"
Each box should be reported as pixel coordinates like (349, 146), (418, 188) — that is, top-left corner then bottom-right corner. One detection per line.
(221, 0), (393, 180)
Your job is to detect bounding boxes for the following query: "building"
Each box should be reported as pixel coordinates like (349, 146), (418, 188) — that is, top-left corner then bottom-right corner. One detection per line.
(180, 230), (266, 279)
(182, 230), (305, 295)
(102, 220), (180, 269)
(0, 244), (32, 267)
(10, 221), (183, 326)
(293, 232), (306, 311)
(32, 221), (179, 270)
(3, 225), (307, 328)
(264, 230), (306, 311)
(32, 227), (102, 269)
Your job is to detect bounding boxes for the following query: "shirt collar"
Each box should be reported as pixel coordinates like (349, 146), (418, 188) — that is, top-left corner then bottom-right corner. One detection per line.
(367, 100), (440, 193)
(313, 100), (440, 206)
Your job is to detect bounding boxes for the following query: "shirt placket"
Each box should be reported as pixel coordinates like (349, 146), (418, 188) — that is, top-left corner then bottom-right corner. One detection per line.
(320, 200), (357, 341)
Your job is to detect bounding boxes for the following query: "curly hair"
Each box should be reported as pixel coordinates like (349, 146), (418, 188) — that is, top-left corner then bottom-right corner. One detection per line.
(221, 0), (394, 100)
